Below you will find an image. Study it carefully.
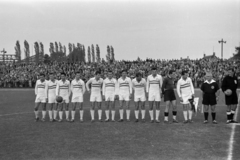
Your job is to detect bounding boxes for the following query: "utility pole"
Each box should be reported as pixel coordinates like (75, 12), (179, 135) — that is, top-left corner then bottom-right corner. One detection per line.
(218, 39), (226, 60)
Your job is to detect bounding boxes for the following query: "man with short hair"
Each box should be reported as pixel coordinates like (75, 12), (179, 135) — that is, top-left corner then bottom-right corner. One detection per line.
(177, 70), (195, 123)
(146, 67), (163, 123)
(117, 70), (132, 122)
(132, 72), (146, 122)
(45, 72), (58, 122)
(70, 72), (86, 122)
(201, 72), (220, 124)
(34, 73), (47, 122)
(86, 71), (103, 122)
(162, 70), (178, 123)
(221, 68), (239, 124)
(102, 70), (118, 122)
(56, 73), (71, 122)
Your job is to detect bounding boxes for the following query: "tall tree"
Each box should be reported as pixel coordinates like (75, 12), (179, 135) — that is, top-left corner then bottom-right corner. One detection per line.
(49, 42), (55, 56)
(24, 40), (30, 63)
(59, 42), (63, 53)
(63, 45), (66, 56)
(68, 43), (73, 62)
(55, 42), (58, 53)
(14, 40), (21, 62)
(96, 44), (101, 63)
(88, 46), (91, 63)
(39, 42), (44, 62)
(91, 44), (95, 63)
(110, 46), (115, 61)
(82, 45), (86, 63)
(106, 45), (111, 62)
(34, 42), (40, 63)
(233, 46), (240, 59)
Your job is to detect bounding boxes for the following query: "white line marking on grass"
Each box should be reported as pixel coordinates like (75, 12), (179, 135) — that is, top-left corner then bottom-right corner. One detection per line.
(0, 112), (32, 117)
(227, 103), (239, 160)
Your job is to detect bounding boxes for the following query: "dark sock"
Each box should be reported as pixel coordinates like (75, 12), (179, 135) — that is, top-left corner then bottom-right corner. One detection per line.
(227, 113), (231, 121)
(204, 112), (209, 121)
(211, 112), (216, 121)
(172, 111), (177, 116)
(231, 113), (235, 121)
(164, 112), (169, 119)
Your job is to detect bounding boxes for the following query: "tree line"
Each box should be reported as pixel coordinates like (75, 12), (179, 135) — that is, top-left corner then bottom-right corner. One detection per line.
(14, 40), (115, 64)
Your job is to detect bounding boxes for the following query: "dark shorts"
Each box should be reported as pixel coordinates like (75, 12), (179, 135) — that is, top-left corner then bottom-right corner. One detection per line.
(202, 94), (217, 106)
(225, 91), (238, 105)
(164, 90), (176, 102)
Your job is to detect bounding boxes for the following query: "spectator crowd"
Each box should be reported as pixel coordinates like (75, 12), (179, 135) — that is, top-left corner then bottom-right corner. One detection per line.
(0, 58), (240, 88)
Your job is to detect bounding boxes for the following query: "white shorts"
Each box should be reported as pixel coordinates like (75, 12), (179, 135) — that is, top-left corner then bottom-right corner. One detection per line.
(35, 96), (46, 103)
(105, 94), (115, 102)
(180, 94), (192, 105)
(148, 93), (161, 102)
(119, 94), (130, 101)
(60, 95), (69, 103)
(90, 94), (102, 102)
(72, 95), (83, 103)
(48, 96), (57, 103)
(134, 95), (146, 102)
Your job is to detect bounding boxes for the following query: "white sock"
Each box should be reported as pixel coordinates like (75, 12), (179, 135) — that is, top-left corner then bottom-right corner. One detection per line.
(119, 109), (123, 120)
(90, 110), (94, 120)
(34, 111), (39, 118)
(105, 110), (109, 120)
(98, 110), (102, 120)
(42, 111), (46, 119)
(71, 111), (75, 120)
(156, 110), (160, 120)
(126, 109), (130, 120)
(149, 110), (153, 120)
(53, 110), (57, 119)
(141, 110), (145, 119)
(111, 110), (115, 120)
(188, 110), (193, 120)
(173, 115), (176, 120)
(183, 111), (188, 120)
(59, 111), (63, 120)
(65, 111), (69, 119)
(48, 110), (53, 120)
(135, 110), (139, 119)
(80, 110), (83, 120)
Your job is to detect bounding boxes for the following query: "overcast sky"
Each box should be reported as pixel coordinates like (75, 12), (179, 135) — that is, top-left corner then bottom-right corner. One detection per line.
(0, 0), (239, 60)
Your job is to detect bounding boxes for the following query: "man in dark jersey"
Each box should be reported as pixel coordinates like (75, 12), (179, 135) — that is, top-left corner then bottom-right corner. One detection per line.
(221, 68), (239, 124)
(201, 72), (220, 124)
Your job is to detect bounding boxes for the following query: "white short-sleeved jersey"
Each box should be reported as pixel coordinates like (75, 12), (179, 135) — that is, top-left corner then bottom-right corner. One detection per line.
(177, 77), (194, 104)
(56, 80), (71, 97)
(132, 78), (146, 97)
(146, 74), (163, 94)
(102, 78), (117, 96)
(46, 80), (58, 98)
(117, 77), (132, 95)
(71, 79), (85, 99)
(86, 77), (103, 95)
(35, 79), (47, 98)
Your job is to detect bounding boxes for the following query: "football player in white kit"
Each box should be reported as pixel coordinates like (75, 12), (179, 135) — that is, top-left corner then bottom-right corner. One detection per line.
(86, 71), (104, 122)
(70, 72), (86, 122)
(45, 72), (58, 122)
(146, 67), (163, 123)
(56, 73), (71, 122)
(117, 70), (132, 122)
(132, 72), (146, 122)
(34, 73), (47, 122)
(102, 70), (118, 122)
(177, 70), (195, 123)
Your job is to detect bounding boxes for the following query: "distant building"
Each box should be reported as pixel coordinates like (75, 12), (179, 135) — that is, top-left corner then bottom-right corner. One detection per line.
(203, 52), (219, 61)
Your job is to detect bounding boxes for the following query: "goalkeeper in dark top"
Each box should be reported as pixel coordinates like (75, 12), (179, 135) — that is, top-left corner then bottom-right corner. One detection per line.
(200, 72), (220, 124)
(221, 68), (239, 124)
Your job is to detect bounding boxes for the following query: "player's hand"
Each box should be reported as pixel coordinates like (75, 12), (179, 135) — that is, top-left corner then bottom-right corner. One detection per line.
(114, 95), (118, 100)
(179, 97), (183, 102)
(88, 90), (91, 94)
(129, 94), (132, 99)
(161, 93), (164, 98)
(102, 95), (105, 101)
(216, 96), (219, 101)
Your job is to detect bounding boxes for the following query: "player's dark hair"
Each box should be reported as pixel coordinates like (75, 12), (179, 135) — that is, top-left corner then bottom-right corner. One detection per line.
(75, 71), (81, 75)
(49, 72), (54, 75)
(121, 70), (127, 74)
(151, 67), (157, 70)
(136, 72), (142, 77)
(169, 70), (175, 75)
(181, 70), (188, 75)
(61, 72), (66, 76)
(95, 71), (101, 75)
(39, 73), (45, 77)
(108, 70), (113, 73)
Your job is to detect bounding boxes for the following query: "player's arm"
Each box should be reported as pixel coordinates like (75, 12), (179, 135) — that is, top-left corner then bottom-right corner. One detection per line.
(161, 78), (167, 94)
(146, 76), (149, 94)
(189, 78), (195, 96)
(45, 82), (48, 100)
(82, 81), (86, 94)
(34, 80), (38, 95)
(129, 78), (133, 95)
(221, 77), (227, 92)
(56, 82), (59, 97)
(69, 81), (73, 97)
(86, 78), (91, 92)
(215, 83), (220, 100)
(114, 79), (118, 99)
(176, 80), (182, 99)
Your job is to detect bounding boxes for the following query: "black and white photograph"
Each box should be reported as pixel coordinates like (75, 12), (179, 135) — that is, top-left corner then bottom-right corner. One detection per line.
(0, 0), (240, 159)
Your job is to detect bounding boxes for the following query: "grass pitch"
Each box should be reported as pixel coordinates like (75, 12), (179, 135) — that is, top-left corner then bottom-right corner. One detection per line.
(0, 89), (239, 160)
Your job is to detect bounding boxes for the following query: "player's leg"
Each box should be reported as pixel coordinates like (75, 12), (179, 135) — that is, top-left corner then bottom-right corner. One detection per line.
(90, 101), (95, 122)
(141, 101), (146, 122)
(71, 102), (77, 122)
(226, 105), (232, 124)
(111, 100), (115, 122)
(149, 100), (154, 122)
(134, 101), (140, 122)
(58, 103), (63, 122)
(79, 102), (84, 122)
(34, 102), (41, 121)
(188, 104), (193, 122)
(48, 103), (54, 121)
(183, 104), (188, 123)
(97, 101), (102, 121)
(155, 101), (160, 123)
(126, 100), (131, 121)
(105, 100), (110, 122)
(64, 103), (70, 121)
(164, 101), (170, 123)
(53, 103), (58, 121)
(118, 98), (124, 122)
(230, 104), (238, 123)
(203, 105), (209, 123)
(210, 105), (217, 124)
(41, 102), (47, 121)
(172, 100), (178, 123)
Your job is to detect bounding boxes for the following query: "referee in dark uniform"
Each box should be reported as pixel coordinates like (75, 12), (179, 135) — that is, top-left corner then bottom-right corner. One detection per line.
(221, 68), (239, 124)
(162, 70), (178, 123)
(201, 72), (220, 124)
